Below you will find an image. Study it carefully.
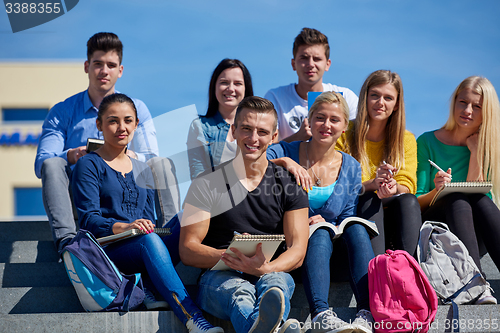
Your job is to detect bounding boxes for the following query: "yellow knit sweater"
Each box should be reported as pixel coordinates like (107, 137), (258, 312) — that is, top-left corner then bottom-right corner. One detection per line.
(336, 128), (418, 194)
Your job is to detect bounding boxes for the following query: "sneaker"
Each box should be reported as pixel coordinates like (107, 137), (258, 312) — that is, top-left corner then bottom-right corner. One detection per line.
(275, 318), (301, 333)
(352, 309), (374, 333)
(143, 287), (169, 310)
(309, 309), (353, 333)
(476, 287), (498, 305)
(248, 287), (285, 333)
(186, 312), (224, 333)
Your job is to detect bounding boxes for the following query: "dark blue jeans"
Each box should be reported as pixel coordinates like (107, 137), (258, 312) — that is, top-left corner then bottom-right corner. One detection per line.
(302, 223), (374, 316)
(104, 216), (196, 325)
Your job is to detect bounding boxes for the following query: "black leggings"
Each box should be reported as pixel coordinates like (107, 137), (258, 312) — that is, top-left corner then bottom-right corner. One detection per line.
(422, 193), (500, 273)
(357, 192), (422, 257)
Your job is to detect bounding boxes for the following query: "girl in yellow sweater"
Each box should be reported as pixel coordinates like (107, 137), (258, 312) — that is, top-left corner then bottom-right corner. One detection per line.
(336, 70), (421, 256)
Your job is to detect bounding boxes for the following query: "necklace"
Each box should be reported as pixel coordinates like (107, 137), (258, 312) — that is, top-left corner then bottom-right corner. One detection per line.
(305, 143), (337, 187)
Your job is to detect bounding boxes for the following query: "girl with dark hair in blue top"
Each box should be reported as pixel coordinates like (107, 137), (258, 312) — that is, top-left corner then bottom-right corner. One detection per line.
(187, 58), (254, 179)
(268, 92), (375, 333)
(72, 93), (222, 333)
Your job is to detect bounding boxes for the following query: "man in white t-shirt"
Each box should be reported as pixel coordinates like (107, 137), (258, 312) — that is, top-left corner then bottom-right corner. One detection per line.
(265, 27), (358, 142)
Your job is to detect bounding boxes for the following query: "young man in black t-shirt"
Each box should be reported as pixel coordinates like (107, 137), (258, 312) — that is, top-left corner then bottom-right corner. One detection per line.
(180, 96), (309, 333)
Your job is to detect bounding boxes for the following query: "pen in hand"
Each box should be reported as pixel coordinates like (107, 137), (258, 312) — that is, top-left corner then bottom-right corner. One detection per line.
(428, 159), (452, 179)
(382, 160), (393, 176)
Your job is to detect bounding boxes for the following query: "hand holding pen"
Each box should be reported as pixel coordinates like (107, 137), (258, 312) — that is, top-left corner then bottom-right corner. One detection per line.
(376, 161), (398, 198)
(428, 159), (452, 190)
(377, 161), (397, 182)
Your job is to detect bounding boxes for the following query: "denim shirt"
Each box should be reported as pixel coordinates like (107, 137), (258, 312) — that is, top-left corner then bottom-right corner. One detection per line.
(267, 140), (362, 225)
(186, 111), (231, 179)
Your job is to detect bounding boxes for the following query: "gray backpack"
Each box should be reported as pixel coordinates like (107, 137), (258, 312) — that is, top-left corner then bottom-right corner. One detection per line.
(417, 221), (489, 305)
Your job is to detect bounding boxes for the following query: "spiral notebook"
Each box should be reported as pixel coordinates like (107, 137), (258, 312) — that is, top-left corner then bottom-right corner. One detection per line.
(211, 234), (286, 271)
(97, 227), (171, 246)
(430, 181), (492, 206)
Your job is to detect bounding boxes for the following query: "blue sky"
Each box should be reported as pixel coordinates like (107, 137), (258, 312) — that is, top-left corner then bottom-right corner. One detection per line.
(2, 0), (499, 200)
(2, 0), (499, 138)
(2, 0), (500, 199)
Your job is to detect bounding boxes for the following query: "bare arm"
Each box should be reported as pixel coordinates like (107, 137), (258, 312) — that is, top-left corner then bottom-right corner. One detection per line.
(179, 203), (225, 269)
(466, 133), (483, 182)
(272, 207), (309, 272)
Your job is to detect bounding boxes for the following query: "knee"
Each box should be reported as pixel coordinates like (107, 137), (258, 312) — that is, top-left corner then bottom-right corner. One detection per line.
(41, 157), (67, 176)
(308, 228), (333, 250)
(446, 192), (469, 203)
(258, 272), (295, 296)
(141, 233), (169, 254)
(147, 157), (176, 175)
(394, 193), (420, 209)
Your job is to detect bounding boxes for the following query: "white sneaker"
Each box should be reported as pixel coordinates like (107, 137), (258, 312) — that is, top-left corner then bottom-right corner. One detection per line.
(186, 312), (224, 333)
(352, 309), (374, 333)
(476, 286), (498, 305)
(143, 287), (169, 310)
(310, 309), (353, 333)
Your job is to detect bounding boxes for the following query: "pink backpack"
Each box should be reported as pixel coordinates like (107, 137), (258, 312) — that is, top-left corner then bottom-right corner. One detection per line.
(368, 250), (438, 333)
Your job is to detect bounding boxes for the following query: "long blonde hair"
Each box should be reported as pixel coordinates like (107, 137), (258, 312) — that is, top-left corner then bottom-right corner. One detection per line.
(444, 76), (500, 203)
(346, 70), (406, 177)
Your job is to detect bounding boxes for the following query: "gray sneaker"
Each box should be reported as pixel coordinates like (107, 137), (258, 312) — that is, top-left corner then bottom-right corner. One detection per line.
(352, 309), (374, 333)
(309, 309), (353, 333)
(248, 287), (285, 333)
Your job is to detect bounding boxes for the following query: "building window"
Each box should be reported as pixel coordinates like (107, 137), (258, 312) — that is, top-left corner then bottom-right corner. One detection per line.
(3, 108), (48, 122)
(14, 187), (45, 216)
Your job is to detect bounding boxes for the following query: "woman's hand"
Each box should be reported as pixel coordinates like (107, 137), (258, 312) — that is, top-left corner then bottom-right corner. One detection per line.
(271, 157), (313, 191)
(376, 162), (397, 185)
(466, 132), (479, 154)
(308, 214), (326, 226)
(377, 178), (398, 199)
(433, 168), (452, 191)
(112, 219), (156, 235)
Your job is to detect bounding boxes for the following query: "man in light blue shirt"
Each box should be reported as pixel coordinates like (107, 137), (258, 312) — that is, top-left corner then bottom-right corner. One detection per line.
(35, 32), (159, 254)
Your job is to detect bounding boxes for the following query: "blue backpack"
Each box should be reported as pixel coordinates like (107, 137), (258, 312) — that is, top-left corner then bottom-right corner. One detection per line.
(62, 229), (145, 312)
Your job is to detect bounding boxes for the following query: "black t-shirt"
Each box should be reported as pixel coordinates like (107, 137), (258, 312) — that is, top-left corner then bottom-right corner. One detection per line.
(184, 160), (309, 249)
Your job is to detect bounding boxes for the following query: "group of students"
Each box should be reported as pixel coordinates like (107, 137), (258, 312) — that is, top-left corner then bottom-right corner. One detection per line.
(34, 28), (500, 333)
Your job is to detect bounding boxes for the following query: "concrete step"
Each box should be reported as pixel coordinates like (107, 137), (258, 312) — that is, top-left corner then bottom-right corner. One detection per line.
(2, 305), (500, 333)
(1, 220), (500, 333)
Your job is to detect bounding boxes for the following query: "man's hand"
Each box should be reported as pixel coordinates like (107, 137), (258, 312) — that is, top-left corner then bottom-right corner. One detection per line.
(283, 118), (312, 142)
(221, 243), (270, 277)
(67, 146), (87, 165)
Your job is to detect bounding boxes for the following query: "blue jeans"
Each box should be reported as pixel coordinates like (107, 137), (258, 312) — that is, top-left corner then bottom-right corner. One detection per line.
(198, 270), (295, 333)
(105, 229), (197, 325)
(302, 224), (374, 316)
(41, 157), (78, 254)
